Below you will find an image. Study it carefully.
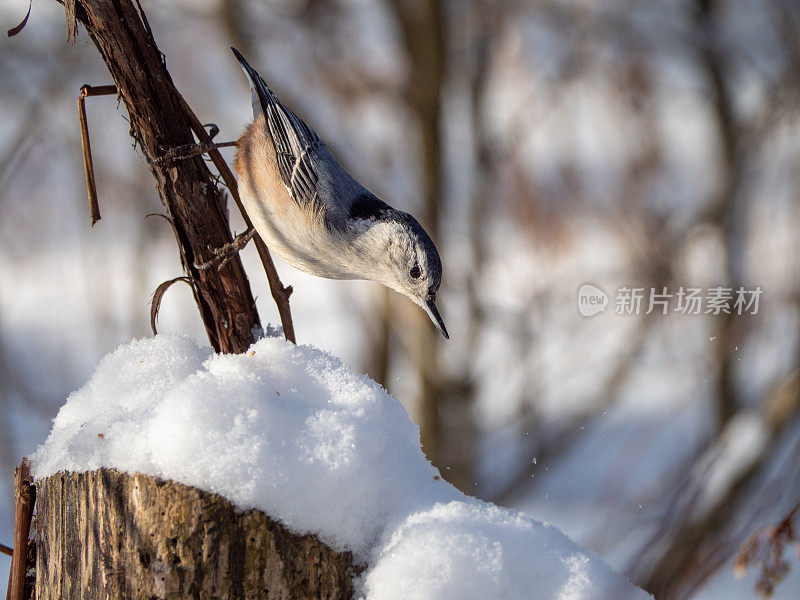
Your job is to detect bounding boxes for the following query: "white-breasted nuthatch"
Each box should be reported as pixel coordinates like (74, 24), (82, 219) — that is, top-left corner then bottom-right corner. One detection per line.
(231, 48), (448, 338)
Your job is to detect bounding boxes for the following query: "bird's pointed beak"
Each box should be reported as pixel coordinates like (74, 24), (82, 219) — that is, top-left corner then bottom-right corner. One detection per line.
(424, 297), (449, 340)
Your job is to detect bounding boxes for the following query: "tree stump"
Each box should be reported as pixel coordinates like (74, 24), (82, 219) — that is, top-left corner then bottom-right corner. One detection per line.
(35, 469), (360, 599)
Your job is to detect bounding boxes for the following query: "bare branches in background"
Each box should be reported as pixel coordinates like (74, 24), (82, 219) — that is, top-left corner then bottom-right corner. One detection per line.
(3, 0), (800, 597)
(736, 499), (800, 597)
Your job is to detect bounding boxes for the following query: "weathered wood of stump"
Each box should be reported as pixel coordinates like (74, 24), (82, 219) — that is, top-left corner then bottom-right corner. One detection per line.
(36, 469), (360, 599)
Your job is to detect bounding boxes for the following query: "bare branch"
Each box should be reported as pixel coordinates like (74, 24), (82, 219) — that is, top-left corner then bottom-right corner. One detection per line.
(6, 459), (35, 600)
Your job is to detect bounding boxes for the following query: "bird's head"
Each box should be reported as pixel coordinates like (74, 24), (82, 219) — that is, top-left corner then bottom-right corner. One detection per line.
(358, 211), (448, 339)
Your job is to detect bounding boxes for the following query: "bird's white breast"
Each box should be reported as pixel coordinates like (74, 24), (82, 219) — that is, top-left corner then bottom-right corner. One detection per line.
(239, 178), (361, 280)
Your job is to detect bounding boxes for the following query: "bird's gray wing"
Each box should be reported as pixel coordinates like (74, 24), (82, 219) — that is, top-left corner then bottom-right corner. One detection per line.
(232, 48), (325, 213)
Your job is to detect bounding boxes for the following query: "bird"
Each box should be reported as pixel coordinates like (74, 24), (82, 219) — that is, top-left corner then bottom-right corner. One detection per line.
(229, 47), (449, 339)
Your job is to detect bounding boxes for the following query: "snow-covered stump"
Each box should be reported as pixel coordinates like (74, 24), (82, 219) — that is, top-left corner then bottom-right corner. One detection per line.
(30, 336), (651, 600)
(36, 468), (359, 599)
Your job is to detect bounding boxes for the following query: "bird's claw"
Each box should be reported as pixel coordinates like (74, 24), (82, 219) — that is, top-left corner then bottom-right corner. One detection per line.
(203, 123), (220, 141)
(195, 227), (256, 271)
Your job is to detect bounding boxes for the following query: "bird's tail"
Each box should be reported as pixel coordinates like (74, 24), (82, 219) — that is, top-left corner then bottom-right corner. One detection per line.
(231, 47), (271, 119)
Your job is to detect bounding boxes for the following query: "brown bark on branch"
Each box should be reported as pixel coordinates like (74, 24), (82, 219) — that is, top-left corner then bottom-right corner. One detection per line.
(59, 0), (293, 353)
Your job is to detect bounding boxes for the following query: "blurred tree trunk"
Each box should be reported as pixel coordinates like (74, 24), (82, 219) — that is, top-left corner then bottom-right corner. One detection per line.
(466, 0), (494, 357)
(439, 0), (507, 492)
(386, 0), (448, 472)
(697, 0), (746, 432)
(366, 286), (393, 386)
(220, 0), (253, 59)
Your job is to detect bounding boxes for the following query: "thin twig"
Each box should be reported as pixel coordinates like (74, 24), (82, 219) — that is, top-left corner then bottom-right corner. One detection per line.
(65, 0), (78, 43)
(5, 0), (31, 37)
(150, 276), (197, 335)
(78, 84), (118, 227)
(6, 458), (35, 600)
(0, 543), (11, 557)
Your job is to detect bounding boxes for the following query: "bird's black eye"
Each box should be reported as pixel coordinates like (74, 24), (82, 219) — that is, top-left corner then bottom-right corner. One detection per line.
(410, 265), (421, 279)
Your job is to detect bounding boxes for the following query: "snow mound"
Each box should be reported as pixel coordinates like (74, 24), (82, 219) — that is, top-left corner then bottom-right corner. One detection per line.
(31, 334), (649, 600)
(363, 501), (646, 600)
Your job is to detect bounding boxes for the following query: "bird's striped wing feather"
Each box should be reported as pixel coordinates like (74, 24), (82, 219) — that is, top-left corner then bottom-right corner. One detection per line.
(232, 48), (323, 211)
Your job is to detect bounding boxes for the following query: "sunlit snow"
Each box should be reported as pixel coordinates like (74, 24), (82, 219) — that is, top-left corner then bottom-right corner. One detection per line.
(31, 334), (649, 600)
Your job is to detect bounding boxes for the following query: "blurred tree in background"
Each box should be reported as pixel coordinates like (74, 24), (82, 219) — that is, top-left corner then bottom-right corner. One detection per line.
(1, 0), (799, 597)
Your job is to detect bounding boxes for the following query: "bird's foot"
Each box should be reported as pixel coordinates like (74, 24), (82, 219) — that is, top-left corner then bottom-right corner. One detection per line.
(195, 227), (256, 271)
(203, 123), (221, 141)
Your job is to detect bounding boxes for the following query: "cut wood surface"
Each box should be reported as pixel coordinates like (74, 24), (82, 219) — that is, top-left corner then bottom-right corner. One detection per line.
(36, 469), (360, 599)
